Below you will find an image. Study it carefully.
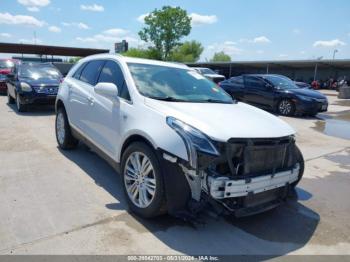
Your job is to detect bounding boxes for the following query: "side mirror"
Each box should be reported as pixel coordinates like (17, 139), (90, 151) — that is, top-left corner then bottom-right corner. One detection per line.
(94, 82), (118, 100)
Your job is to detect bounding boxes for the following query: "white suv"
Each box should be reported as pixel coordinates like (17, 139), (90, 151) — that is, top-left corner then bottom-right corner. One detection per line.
(55, 54), (304, 218)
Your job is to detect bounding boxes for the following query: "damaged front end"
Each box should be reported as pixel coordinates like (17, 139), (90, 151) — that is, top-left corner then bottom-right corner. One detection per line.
(163, 117), (302, 217)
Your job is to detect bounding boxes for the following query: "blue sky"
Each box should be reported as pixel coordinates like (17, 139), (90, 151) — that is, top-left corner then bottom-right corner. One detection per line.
(1, 0), (350, 61)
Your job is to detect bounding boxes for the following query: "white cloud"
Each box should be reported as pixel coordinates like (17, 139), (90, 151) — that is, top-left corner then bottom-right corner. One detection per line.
(76, 28), (138, 45)
(61, 22), (90, 30)
(0, 12), (45, 27)
(48, 25), (61, 33)
(103, 28), (128, 36)
(279, 54), (288, 58)
(77, 22), (89, 30)
(27, 6), (40, 12)
(239, 36), (271, 44)
(300, 50), (306, 55)
(253, 36), (271, 43)
(80, 4), (104, 12)
(18, 37), (43, 44)
(207, 41), (243, 56)
(313, 39), (346, 47)
(0, 33), (12, 38)
(256, 50), (264, 54)
(17, 0), (50, 11)
(189, 13), (217, 26)
(137, 13), (149, 23)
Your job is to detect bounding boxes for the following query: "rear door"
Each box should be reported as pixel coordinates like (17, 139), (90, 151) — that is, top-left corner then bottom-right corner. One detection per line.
(243, 76), (274, 109)
(66, 60), (105, 133)
(221, 76), (245, 100)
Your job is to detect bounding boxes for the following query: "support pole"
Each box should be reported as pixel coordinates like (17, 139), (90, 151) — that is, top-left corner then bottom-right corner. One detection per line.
(313, 63), (318, 81)
(266, 64), (269, 74)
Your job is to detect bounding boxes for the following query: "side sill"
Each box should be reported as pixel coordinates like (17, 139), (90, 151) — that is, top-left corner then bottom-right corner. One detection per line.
(70, 126), (121, 174)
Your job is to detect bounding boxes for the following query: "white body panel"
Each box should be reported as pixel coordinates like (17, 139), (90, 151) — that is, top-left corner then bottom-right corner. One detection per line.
(57, 54), (295, 164)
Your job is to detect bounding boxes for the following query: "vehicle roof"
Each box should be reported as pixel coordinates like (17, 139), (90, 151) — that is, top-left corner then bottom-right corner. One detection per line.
(81, 53), (189, 70)
(240, 74), (286, 77)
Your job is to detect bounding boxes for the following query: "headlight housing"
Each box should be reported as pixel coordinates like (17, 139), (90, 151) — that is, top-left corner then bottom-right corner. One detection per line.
(20, 82), (32, 92)
(166, 116), (219, 168)
(297, 95), (314, 102)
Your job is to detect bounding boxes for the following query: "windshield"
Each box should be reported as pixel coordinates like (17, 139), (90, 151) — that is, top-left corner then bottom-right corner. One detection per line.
(19, 64), (62, 79)
(128, 63), (233, 103)
(263, 75), (298, 90)
(196, 68), (216, 75)
(0, 60), (15, 69)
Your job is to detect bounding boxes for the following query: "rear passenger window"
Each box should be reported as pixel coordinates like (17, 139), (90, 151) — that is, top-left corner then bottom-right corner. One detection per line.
(72, 63), (86, 80)
(244, 76), (267, 90)
(80, 60), (105, 86)
(97, 60), (131, 101)
(230, 76), (244, 88)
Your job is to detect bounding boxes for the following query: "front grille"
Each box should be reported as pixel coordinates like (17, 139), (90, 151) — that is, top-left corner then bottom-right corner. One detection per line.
(33, 86), (58, 94)
(0, 81), (7, 89)
(211, 136), (296, 178)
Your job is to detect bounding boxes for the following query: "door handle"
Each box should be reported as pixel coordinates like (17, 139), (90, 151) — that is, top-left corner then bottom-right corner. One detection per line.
(87, 97), (95, 106)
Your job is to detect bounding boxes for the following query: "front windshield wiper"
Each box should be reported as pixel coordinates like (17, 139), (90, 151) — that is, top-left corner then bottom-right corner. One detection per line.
(201, 99), (234, 104)
(148, 96), (187, 102)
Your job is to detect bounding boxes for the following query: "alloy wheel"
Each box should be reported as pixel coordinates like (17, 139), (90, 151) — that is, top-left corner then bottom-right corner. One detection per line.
(56, 111), (66, 145)
(124, 152), (156, 208)
(279, 100), (292, 115)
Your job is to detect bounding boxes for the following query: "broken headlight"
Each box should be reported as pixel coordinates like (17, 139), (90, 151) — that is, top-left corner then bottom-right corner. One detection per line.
(166, 116), (219, 169)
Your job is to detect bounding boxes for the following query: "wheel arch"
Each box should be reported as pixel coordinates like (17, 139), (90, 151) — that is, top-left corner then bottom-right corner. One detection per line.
(119, 134), (157, 163)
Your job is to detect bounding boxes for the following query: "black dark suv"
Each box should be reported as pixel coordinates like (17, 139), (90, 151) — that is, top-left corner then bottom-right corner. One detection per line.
(6, 62), (62, 112)
(219, 74), (328, 116)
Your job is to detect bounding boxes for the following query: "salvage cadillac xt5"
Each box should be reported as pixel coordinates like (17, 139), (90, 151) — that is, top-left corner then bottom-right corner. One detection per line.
(55, 54), (304, 218)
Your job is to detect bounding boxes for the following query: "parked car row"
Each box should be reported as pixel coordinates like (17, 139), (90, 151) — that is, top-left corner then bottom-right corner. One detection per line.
(1, 55), (305, 220)
(219, 74), (328, 117)
(5, 61), (62, 112)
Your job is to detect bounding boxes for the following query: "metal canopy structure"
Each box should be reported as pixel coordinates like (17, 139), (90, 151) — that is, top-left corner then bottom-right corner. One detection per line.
(187, 59), (350, 81)
(0, 42), (109, 57)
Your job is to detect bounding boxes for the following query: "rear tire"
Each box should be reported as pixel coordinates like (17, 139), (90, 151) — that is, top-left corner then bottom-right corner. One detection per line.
(16, 93), (27, 112)
(291, 146), (304, 188)
(55, 107), (78, 150)
(277, 99), (295, 116)
(121, 142), (167, 218)
(7, 90), (14, 104)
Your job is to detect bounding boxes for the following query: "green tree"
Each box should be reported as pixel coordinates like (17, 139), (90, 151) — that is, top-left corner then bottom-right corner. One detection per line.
(68, 57), (81, 63)
(210, 51), (231, 62)
(122, 48), (157, 59)
(170, 40), (204, 62)
(139, 6), (191, 60)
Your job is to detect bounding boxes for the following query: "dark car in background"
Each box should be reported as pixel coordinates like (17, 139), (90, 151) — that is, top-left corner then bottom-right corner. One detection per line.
(6, 62), (62, 112)
(295, 81), (312, 89)
(0, 59), (17, 94)
(219, 74), (328, 116)
(192, 67), (226, 83)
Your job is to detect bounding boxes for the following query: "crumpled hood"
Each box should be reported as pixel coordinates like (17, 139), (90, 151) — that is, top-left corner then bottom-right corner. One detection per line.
(144, 98), (295, 141)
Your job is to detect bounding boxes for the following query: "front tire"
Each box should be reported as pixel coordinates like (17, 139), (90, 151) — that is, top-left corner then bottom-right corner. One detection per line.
(55, 107), (78, 150)
(277, 99), (295, 116)
(7, 90), (15, 104)
(291, 146), (304, 188)
(121, 142), (167, 218)
(16, 93), (27, 112)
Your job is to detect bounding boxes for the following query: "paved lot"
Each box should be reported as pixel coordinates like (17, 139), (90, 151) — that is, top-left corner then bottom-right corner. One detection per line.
(0, 91), (349, 256)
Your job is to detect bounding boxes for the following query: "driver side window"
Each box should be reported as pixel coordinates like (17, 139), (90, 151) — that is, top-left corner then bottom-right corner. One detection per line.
(244, 76), (267, 90)
(97, 60), (131, 101)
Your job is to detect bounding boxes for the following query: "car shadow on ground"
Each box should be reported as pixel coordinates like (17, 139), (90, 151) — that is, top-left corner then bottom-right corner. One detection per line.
(6, 102), (55, 116)
(59, 142), (319, 257)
